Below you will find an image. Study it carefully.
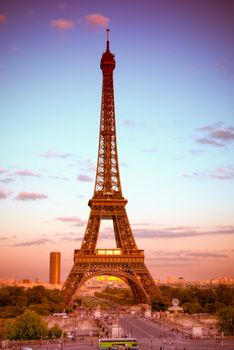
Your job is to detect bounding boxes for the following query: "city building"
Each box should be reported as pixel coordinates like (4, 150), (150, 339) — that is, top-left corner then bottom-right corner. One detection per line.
(49, 252), (61, 284)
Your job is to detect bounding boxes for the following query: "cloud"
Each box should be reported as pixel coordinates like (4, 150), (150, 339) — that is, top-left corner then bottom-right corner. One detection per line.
(85, 14), (109, 27)
(146, 249), (229, 265)
(133, 225), (234, 239)
(14, 170), (41, 177)
(215, 60), (234, 81)
(0, 14), (7, 24)
(48, 175), (69, 181)
(210, 129), (234, 141)
(55, 216), (84, 226)
(182, 166), (234, 181)
(15, 192), (48, 201)
(189, 149), (207, 156)
(51, 19), (75, 30)
(123, 119), (146, 129)
(55, 232), (83, 242)
(77, 174), (93, 182)
(41, 150), (71, 158)
(0, 168), (8, 175)
(195, 123), (234, 147)
(196, 138), (224, 147)
(123, 119), (138, 127)
(216, 60), (226, 70)
(0, 178), (14, 184)
(210, 166), (234, 180)
(0, 189), (9, 199)
(142, 148), (157, 153)
(79, 159), (96, 173)
(11, 238), (53, 247)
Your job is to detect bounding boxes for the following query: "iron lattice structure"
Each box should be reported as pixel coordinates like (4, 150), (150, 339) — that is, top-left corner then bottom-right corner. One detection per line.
(61, 30), (159, 305)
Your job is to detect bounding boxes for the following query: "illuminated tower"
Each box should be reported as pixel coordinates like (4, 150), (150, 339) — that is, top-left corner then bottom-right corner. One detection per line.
(49, 252), (61, 284)
(61, 30), (159, 305)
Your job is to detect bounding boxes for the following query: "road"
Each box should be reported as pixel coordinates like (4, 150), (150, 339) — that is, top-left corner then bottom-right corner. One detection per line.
(121, 315), (234, 350)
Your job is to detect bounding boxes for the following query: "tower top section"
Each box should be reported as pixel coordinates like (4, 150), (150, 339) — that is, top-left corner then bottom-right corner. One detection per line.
(100, 29), (115, 71)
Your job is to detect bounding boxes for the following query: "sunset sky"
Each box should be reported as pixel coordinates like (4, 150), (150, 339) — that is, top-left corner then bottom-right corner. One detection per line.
(0, 0), (234, 283)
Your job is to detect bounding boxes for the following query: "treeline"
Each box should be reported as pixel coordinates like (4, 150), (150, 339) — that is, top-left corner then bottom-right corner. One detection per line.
(152, 284), (234, 336)
(152, 284), (234, 314)
(0, 310), (63, 340)
(0, 285), (66, 318)
(95, 287), (134, 305)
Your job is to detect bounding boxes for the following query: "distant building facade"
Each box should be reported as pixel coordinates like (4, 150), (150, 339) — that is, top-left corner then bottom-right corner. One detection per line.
(49, 252), (61, 284)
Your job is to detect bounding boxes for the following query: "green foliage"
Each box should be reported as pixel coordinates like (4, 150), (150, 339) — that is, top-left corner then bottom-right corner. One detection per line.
(0, 305), (24, 318)
(0, 319), (16, 340)
(151, 295), (171, 311)
(218, 306), (234, 335)
(0, 287), (27, 307)
(95, 287), (134, 305)
(151, 284), (234, 316)
(1, 310), (48, 340)
(48, 325), (63, 339)
(0, 286), (66, 318)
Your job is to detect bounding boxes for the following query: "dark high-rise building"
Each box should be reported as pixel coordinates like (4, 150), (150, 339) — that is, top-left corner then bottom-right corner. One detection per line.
(49, 252), (61, 284)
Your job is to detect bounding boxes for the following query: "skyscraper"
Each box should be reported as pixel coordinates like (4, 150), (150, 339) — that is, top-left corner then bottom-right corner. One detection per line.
(49, 252), (61, 284)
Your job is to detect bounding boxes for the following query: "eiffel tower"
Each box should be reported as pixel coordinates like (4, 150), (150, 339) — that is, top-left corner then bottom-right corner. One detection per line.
(61, 30), (159, 305)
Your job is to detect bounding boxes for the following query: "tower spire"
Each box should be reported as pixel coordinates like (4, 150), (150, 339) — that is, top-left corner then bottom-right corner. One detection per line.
(106, 28), (110, 51)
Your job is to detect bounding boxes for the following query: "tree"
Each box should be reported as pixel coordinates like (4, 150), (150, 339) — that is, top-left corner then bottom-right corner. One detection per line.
(218, 306), (234, 336)
(152, 295), (170, 311)
(48, 325), (63, 339)
(8, 310), (48, 340)
(26, 286), (48, 305)
(0, 319), (15, 340)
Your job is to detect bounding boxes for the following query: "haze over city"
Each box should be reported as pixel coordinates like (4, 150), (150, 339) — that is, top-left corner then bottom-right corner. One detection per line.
(0, 0), (233, 282)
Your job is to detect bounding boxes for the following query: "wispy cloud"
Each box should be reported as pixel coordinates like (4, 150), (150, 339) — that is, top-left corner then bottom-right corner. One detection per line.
(196, 138), (224, 147)
(48, 175), (69, 181)
(195, 123), (234, 147)
(15, 192), (48, 201)
(55, 216), (85, 226)
(0, 178), (14, 184)
(0, 14), (7, 24)
(182, 165), (234, 181)
(0, 168), (8, 175)
(133, 225), (234, 239)
(215, 59), (234, 81)
(123, 119), (141, 127)
(14, 169), (41, 177)
(79, 159), (96, 173)
(11, 238), (53, 247)
(77, 174), (93, 182)
(0, 189), (9, 199)
(146, 249), (229, 265)
(55, 232), (83, 242)
(210, 166), (234, 180)
(41, 150), (71, 158)
(189, 149), (207, 156)
(51, 19), (75, 30)
(142, 148), (157, 153)
(85, 14), (109, 28)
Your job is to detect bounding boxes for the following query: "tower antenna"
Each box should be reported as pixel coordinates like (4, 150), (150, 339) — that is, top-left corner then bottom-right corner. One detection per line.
(106, 28), (110, 51)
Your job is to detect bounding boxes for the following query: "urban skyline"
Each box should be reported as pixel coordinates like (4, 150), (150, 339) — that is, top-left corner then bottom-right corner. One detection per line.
(0, 0), (234, 282)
